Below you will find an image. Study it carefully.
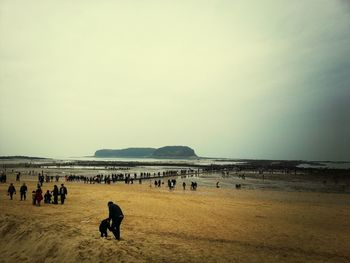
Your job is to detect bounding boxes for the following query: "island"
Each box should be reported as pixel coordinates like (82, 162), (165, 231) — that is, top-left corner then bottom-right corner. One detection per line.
(94, 146), (198, 159)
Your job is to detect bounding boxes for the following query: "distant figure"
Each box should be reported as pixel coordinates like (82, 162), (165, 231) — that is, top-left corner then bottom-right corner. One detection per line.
(99, 218), (111, 238)
(182, 182), (186, 190)
(191, 182), (197, 190)
(108, 201), (124, 240)
(235, 184), (241, 189)
(52, 185), (59, 204)
(16, 172), (21, 182)
(20, 183), (28, 201)
(167, 179), (171, 190)
(216, 181), (220, 188)
(7, 183), (16, 200)
(36, 186), (43, 206)
(44, 190), (52, 204)
(59, 184), (68, 204)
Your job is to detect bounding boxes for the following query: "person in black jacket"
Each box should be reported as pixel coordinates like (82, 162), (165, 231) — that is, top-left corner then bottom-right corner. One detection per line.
(20, 183), (28, 201)
(99, 218), (111, 238)
(7, 183), (16, 200)
(108, 201), (124, 240)
(44, 190), (52, 204)
(52, 185), (59, 204)
(59, 184), (68, 204)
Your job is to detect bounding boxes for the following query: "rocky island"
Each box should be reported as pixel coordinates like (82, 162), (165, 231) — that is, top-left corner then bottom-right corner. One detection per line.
(94, 146), (197, 159)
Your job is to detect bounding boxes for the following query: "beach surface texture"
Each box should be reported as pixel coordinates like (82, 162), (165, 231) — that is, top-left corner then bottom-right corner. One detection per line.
(1, 175), (350, 263)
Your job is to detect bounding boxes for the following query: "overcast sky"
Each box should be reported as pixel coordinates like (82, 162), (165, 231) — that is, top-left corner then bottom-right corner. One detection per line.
(0, 0), (349, 161)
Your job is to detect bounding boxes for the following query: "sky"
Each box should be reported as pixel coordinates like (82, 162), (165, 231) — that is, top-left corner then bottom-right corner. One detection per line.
(0, 0), (349, 161)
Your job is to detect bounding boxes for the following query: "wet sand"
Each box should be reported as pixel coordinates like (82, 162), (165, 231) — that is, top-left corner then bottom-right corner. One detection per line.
(1, 176), (350, 263)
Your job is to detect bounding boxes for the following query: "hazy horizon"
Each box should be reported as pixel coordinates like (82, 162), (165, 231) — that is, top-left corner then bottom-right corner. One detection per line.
(1, 0), (350, 161)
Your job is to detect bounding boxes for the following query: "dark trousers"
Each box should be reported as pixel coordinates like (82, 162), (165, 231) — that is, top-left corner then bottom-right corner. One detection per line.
(9, 193), (14, 200)
(21, 192), (26, 200)
(60, 195), (65, 204)
(111, 217), (123, 240)
(53, 195), (58, 204)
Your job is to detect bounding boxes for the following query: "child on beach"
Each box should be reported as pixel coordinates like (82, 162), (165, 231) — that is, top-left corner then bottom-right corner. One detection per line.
(44, 190), (52, 204)
(99, 218), (111, 238)
(35, 186), (43, 206)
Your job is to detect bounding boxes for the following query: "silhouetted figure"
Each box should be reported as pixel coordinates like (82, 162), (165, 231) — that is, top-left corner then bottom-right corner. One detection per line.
(20, 183), (28, 201)
(182, 182), (186, 190)
(99, 218), (111, 238)
(108, 201), (124, 240)
(52, 185), (59, 204)
(167, 179), (171, 190)
(191, 182), (198, 190)
(59, 184), (68, 204)
(7, 183), (16, 200)
(44, 190), (52, 204)
(36, 186), (43, 206)
(0, 173), (6, 183)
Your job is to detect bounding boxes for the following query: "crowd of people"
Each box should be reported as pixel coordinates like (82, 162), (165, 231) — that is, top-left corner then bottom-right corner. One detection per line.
(2, 168), (207, 242)
(6, 181), (68, 206)
(63, 169), (200, 186)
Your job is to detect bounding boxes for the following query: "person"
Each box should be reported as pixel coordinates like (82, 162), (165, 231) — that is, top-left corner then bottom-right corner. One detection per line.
(108, 201), (124, 240)
(16, 172), (21, 181)
(20, 183), (28, 201)
(36, 186), (43, 206)
(7, 183), (16, 200)
(52, 185), (59, 204)
(44, 190), (52, 204)
(167, 179), (171, 190)
(99, 218), (111, 238)
(182, 182), (186, 190)
(59, 184), (68, 204)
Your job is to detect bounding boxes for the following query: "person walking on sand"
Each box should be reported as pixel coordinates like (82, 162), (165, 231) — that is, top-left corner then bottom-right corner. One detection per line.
(20, 183), (28, 201)
(108, 201), (124, 240)
(7, 183), (16, 200)
(60, 184), (68, 204)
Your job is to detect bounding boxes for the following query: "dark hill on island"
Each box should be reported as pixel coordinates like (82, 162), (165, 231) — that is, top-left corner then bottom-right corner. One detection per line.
(94, 146), (197, 159)
(152, 146), (196, 158)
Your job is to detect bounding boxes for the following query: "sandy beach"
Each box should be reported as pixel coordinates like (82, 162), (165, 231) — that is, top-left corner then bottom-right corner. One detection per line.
(1, 174), (349, 263)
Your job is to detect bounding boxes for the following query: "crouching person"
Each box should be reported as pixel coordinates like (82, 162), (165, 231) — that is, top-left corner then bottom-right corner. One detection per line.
(44, 190), (52, 204)
(99, 218), (111, 238)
